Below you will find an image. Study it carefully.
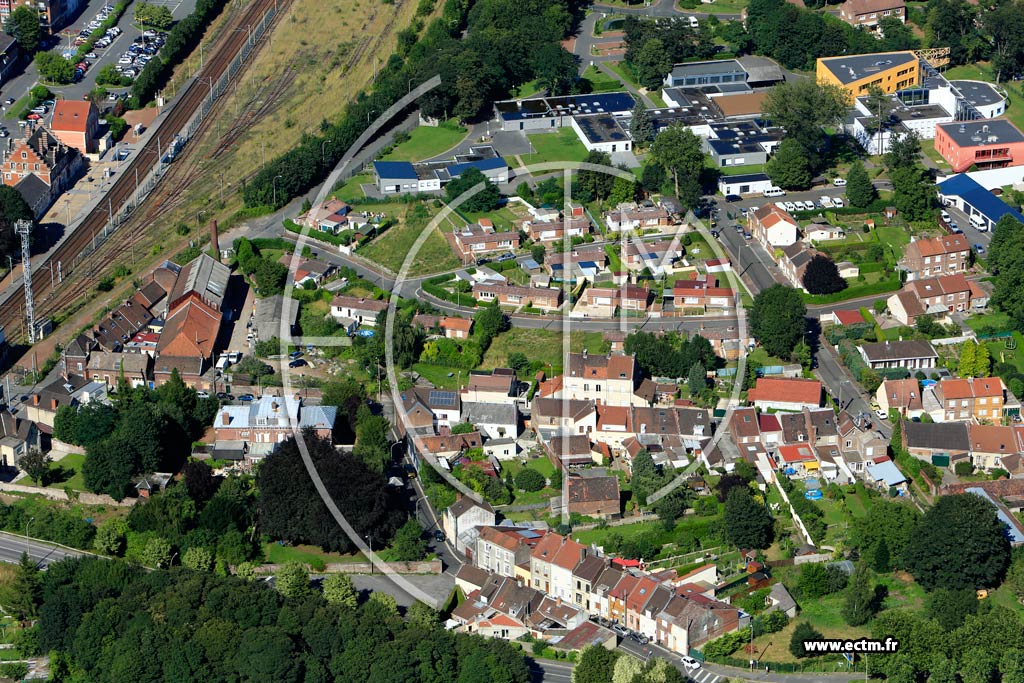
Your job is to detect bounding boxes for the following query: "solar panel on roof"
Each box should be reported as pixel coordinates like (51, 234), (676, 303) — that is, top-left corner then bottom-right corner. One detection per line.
(429, 390), (457, 407)
(520, 530), (540, 539)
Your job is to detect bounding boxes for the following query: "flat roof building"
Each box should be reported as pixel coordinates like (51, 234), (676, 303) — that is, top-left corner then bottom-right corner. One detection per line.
(816, 51), (920, 96)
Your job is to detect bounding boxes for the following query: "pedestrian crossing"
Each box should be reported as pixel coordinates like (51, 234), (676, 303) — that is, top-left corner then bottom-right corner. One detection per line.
(689, 668), (721, 683)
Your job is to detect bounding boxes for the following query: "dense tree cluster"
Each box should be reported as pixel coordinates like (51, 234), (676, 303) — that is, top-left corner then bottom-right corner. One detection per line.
(0, 187), (38, 265)
(763, 79), (849, 174)
(34, 556), (530, 683)
(988, 215), (1024, 330)
(5, 6), (42, 54)
(723, 488), (774, 550)
(245, 0), (578, 208)
(623, 331), (720, 379)
(802, 255), (847, 296)
(54, 371), (219, 500)
(745, 0), (915, 70)
(622, 17), (717, 89)
(257, 433), (407, 553)
(750, 285), (807, 359)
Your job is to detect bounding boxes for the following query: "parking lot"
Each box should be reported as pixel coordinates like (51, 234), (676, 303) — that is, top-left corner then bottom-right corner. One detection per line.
(0, 0), (198, 120)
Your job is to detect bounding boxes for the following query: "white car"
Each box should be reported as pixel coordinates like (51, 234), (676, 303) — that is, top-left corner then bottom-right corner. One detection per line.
(784, 201), (797, 212)
(876, 408), (888, 420)
(118, 57), (133, 65)
(680, 656), (701, 672)
(774, 201), (787, 211)
(833, 177), (847, 186)
(941, 210), (951, 222)
(832, 197), (845, 208)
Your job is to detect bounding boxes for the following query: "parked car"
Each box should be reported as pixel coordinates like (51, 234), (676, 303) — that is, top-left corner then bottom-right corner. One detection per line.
(724, 194), (741, 202)
(819, 196), (833, 208)
(288, 359), (307, 368)
(497, 252), (515, 262)
(833, 177), (847, 186)
(680, 657), (701, 672)
(196, 390), (210, 399)
(940, 210), (951, 222)
(4, 98), (14, 106)
(433, 530), (445, 542)
(783, 201), (797, 212)
(475, 257), (490, 266)
(832, 197), (844, 208)
(612, 624), (629, 636)
(974, 243), (985, 254)
(238, 394), (255, 402)
(289, 350), (303, 359)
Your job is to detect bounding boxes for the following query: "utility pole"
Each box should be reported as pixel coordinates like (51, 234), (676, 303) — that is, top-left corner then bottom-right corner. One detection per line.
(16, 221), (34, 343)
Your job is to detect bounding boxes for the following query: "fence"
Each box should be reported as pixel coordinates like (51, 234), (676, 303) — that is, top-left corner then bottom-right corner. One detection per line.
(0, 481), (135, 507)
(67, 4), (278, 271)
(254, 560), (442, 574)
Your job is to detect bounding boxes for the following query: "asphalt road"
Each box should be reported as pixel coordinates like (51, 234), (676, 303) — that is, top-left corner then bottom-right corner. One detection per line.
(1, 0), (198, 118)
(0, 531), (86, 567)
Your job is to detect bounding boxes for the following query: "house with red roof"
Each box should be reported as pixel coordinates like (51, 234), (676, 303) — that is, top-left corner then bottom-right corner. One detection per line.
(747, 377), (823, 411)
(828, 310), (866, 327)
(749, 204), (799, 248)
(774, 443), (820, 476)
(49, 100), (99, 155)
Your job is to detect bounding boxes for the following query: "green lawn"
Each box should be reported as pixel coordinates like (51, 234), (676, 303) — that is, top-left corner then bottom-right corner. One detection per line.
(966, 311), (1014, 333)
(985, 332), (1024, 374)
(522, 128), (589, 166)
(480, 329), (609, 374)
(16, 452), (87, 491)
(513, 79), (544, 99)
(359, 215), (461, 277)
(412, 363), (470, 389)
(460, 205), (529, 229)
(582, 66), (623, 94)
(381, 123), (469, 162)
(262, 541), (364, 566)
(335, 173), (373, 200)
(605, 61), (641, 90)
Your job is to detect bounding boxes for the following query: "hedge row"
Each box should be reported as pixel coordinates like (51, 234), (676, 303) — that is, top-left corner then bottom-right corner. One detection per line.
(423, 275), (476, 307)
(803, 277), (900, 305)
(131, 0), (227, 106)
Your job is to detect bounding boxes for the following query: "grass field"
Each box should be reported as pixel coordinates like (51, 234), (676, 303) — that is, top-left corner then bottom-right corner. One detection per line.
(381, 123), (469, 162)
(16, 452), (87, 491)
(262, 541), (363, 566)
(522, 128), (590, 166)
(412, 363), (469, 389)
(582, 66), (624, 93)
(605, 60), (641, 89)
(335, 173), (374, 200)
(359, 205), (461, 276)
(480, 329), (609, 373)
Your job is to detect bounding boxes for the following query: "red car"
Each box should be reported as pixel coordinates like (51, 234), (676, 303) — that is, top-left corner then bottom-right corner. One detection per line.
(26, 113), (40, 120)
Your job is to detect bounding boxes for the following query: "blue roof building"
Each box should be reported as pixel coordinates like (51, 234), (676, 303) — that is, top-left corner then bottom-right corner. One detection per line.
(866, 460), (907, 490)
(936, 174), (1024, 231)
(372, 146), (510, 195)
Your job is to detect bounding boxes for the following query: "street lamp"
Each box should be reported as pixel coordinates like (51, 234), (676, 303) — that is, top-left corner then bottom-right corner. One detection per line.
(25, 516), (34, 538)
(272, 174), (284, 206)
(321, 138), (334, 165)
(365, 535), (373, 574)
(366, 109), (376, 125)
(168, 551), (178, 568)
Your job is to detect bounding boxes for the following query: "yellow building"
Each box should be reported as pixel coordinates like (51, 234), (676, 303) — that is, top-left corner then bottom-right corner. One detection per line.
(816, 51), (920, 97)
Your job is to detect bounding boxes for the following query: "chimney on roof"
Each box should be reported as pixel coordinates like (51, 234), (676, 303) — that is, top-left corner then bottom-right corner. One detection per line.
(209, 220), (220, 259)
(221, 411), (230, 426)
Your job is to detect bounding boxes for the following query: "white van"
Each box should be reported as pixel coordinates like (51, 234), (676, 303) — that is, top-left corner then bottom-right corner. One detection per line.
(763, 186), (785, 197)
(970, 213), (988, 231)
(687, 15), (699, 27)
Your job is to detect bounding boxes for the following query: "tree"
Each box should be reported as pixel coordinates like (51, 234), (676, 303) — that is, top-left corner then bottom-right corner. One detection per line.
(182, 461), (220, 506)
(515, 468), (546, 492)
(391, 519), (427, 561)
(473, 300), (508, 350)
(890, 165), (935, 221)
(989, 215), (1024, 328)
(254, 259), (288, 296)
(368, 590), (399, 615)
(789, 621), (823, 658)
(766, 138), (812, 190)
(507, 351), (530, 375)
(0, 186), (36, 263)
(34, 53), (75, 85)
(651, 124), (705, 207)
(531, 43), (577, 95)
(612, 654), (644, 683)
(960, 339), (979, 377)
(445, 167), (501, 213)
(926, 588), (978, 630)
(608, 174), (637, 206)
(6, 6), (41, 54)
(182, 546), (214, 572)
(631, 38), (672, 89)
(904, 493), (1011, 591)
(407, 601), (440, 629)
(885, 130), (922, 171)
(576, 150), (614, 202)
(687, 362), (706, 397)
(1000, 650), (1024, 683)
(750, 285), (806, 358)
(640, 162), (667, 194)
(3, 553), (39, 620)
(763, 80), (849, 170)
(630, 102), (654, 146)
(802, 255), (847, 295)
(19, 449), (50, 486)
(275, 562), (312, 600)
(573, 646), (620, 683)
(142, 536), (172, 568)
(845, 161), (876, 208)
(93, 518), (128, 556)
(322, 573), (359, 609)
(842, 563), (876, 626)
(530, 244), (546, 264)
(871, 537), (891, 573)
(83, 435), (138, 501)
(134, 1), (174, 29)
(723, 488), (774, 549)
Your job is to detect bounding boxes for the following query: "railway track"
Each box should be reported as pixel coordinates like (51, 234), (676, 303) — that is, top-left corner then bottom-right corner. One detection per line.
(0, 0), (282, 342)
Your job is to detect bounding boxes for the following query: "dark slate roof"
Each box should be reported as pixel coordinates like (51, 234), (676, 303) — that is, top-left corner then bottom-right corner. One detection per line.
(903, 420), (969, 452)
(860, 340), (938, 362)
